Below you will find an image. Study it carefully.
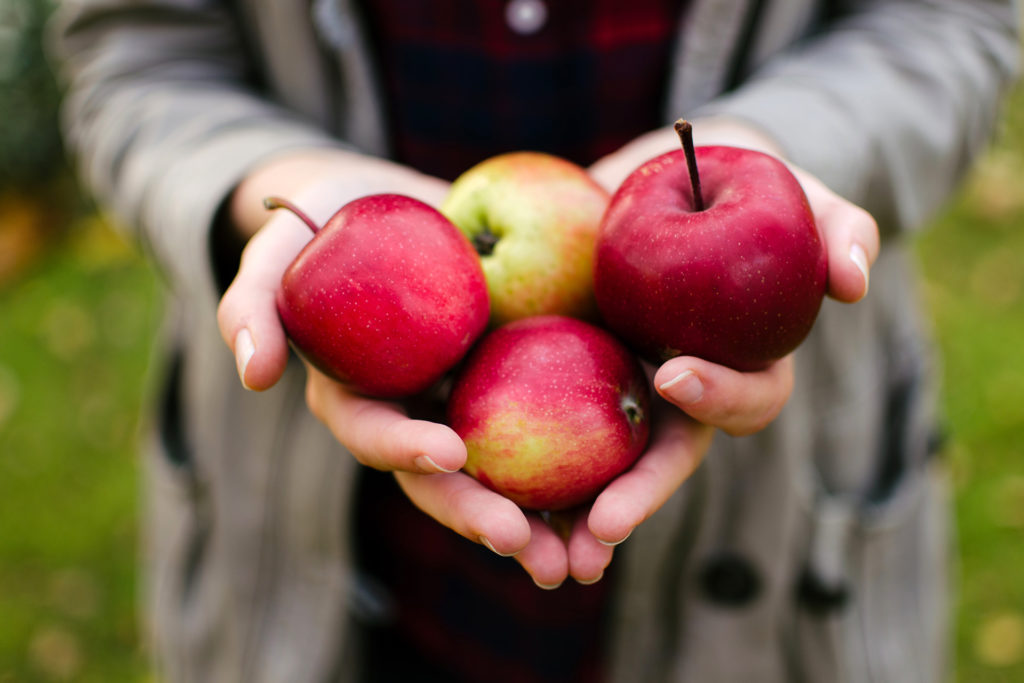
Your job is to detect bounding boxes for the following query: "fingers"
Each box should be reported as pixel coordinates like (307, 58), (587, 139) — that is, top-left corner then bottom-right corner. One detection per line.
(394, 471), (614, 589)
(394, 470), (533, 557)
(566, 512), (615, 585)
(792, 169), (879, 304)
(822, 201), (877, 303)
(304, 367), (468, 474)
(396, 401), (711, 589)
(394, 470), (606, 589)
(587, 408), (713, 546)
(653, 355), (794, 437)
(216, 215), (312, 391)
(514, 516), (572, 589)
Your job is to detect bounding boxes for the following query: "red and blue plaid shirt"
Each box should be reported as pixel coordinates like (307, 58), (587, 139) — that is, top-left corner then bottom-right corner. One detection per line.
(354, 2), (687, 681)
(360, 0), (687, 180)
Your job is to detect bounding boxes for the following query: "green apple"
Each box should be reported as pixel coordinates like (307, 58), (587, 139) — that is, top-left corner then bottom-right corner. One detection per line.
(441, 152), (610, 326)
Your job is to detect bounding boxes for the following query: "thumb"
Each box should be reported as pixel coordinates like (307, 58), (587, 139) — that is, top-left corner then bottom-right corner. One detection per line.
(791, 168), (879, 304)
(216, 215), (312, 390)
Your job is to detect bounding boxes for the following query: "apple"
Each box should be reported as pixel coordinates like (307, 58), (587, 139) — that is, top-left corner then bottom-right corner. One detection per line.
(441, 152), (610, 326)
(446, 315), (651, 512)
(269, 194), (489, 398)
(594, 120), (828, 371)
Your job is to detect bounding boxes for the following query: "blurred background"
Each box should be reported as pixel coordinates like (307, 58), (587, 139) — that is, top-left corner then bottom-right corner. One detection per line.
(0, 1), (1022, 681)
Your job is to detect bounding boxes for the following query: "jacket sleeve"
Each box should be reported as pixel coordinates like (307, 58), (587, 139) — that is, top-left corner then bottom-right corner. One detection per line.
(697, 0), (1020, 233)
(49, 0), (344, 298)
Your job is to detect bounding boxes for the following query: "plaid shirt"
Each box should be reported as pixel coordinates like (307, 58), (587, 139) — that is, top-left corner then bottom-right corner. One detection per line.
(355, 2), (686, 681)
(356, 469), (614, 683)
(360, 0), (687, 180)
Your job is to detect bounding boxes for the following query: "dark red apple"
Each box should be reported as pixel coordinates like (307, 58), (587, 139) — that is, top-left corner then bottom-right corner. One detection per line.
(270, 194), (489, 398)
(594, 120), (828, 372)
(447, 315), (650, 512)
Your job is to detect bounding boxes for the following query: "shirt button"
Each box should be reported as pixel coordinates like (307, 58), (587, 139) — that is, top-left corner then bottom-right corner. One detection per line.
(505, 0), (547, 36)
(699, 552), (762, 607)
(796, 567), (851, 616)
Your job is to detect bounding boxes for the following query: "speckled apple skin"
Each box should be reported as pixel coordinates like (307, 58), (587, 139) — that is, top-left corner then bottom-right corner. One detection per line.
(277, 194), (489, 398)
(594, 146), (828, 372)
(447, 315), (651, 512)
(441, 152), (610, 326)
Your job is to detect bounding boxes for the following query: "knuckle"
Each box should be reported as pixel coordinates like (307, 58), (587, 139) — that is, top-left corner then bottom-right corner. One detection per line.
(722, 390), (786, 437)
(215, 294), (235, 332)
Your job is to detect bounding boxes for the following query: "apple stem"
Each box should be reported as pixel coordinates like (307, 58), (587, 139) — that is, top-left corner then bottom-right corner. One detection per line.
(674, 119), (705, 212)
(472, 224), (500, 256)
(263, 196), (321, 234)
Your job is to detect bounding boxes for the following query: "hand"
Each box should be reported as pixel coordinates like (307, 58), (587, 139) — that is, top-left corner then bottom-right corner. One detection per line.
(559, 117), (882, 581)
(218, 128), (879, 590)
(391, 399), (713, 589)
(390, 126), (873, 587)
(215, 149), (543, 581)
(589, 115), (879, 427)
(307, 351), (774, 590)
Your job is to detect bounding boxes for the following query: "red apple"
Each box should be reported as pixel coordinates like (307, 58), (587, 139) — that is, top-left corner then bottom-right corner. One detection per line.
(594, 121), (828, 371)
(441, 152), (610, 326)
(270, 194), (489, 398)
(447, 315), (651, 511)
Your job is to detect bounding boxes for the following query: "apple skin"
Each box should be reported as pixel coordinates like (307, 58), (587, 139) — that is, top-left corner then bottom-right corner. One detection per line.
(446, 315), (651, 512)
(277, 194), (489, 398)
(594, 146), (828, 372)
(441, 152), (610, 326)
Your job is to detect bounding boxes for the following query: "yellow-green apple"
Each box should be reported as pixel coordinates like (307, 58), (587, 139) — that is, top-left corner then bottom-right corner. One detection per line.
(446, 315), (650, 512)
(441, 152), (610, 326)
(594, 120), (828, 371)
(269, 194), (489, 398)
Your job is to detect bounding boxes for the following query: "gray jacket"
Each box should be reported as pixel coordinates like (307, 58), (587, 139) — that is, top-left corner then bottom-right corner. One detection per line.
(51, 0), (1020, 681)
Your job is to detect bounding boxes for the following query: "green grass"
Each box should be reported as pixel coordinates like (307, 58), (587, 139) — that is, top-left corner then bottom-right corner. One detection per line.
(1, 85), (1023, 680)
(913, 80), (1024, 681)
(0, 213), (161, 681)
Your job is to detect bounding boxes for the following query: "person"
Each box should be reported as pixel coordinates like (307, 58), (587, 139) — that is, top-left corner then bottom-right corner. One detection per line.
(50, 1), (1018, 681)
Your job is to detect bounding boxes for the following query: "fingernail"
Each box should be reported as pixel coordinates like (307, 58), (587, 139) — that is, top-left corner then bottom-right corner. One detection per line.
(235, 328), (255, 390)
(598, 529), (633, 547)
(479, 536), (518, 558)
(576, 572), (604, 586)
(533, 578), (563, 591)
(415, 454), (459, 474)
(850, 243), (869, 296)
(658, 370), (703, 405)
